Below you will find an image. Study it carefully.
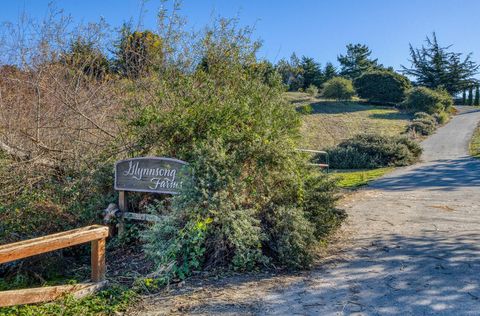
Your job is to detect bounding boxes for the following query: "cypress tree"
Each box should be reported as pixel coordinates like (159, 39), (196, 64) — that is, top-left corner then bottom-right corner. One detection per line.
(475, 86), (480, 106)
(468, 86), (473, 105)
(402, 33), (479, 95)
(462, 89), (467, 104)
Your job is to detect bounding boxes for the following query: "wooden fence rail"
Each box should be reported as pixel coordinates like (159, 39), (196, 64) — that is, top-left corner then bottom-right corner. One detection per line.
(0, 225), (109, 307)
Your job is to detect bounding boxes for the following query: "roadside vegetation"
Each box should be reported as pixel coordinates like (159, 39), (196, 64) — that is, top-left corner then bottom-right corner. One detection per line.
(0, 4), (342, 315)
(333, 168), (393, 188)
(470, 124), (480, 158)
(0, 2), (477, 315)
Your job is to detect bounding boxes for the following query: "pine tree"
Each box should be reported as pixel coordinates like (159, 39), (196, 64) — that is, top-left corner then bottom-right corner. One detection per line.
(402, 33), (479, 95)
(300, 56), (324, 89)
(475, 86), (480, 106)
(338, 43), (381, 79)
(468, 86), (473, 105)
(462, 89), (467, 105)
(324, 62), (337, 81)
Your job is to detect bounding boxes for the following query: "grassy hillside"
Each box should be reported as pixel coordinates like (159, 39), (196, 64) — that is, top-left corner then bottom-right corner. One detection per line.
(286, 92), (412, 150)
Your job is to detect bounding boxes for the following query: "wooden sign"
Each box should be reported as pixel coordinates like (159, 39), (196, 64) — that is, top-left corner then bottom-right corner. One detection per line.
(115, 157), (188, 194)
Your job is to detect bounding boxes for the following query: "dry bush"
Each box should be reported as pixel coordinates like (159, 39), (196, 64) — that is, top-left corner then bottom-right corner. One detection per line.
(0, 7), (124, 195)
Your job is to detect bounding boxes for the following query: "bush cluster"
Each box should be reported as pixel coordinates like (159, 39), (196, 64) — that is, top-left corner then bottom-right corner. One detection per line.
(354, 70), (411, 103)
(407, 113), (436, 136)
(406, 111), (450, 136)
(306, 84), (318, 97)
(0, 10), (346, 295)
(322, 77), (355, 100)
(136, 23), (345, 282)
(401, 87), (453, 114)
(327, 134), (422, 169)
(433, 111), (450, 124)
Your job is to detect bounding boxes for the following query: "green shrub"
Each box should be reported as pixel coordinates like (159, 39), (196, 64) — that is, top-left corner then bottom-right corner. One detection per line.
(413, 112), (435, 122)
(354, 70), (411, 103)
(407, 118), (436, 136)
(305, 84), (318, 97)
(297, 104), (313, 114)
(0, 164), (114, 244)
(433, 111), (450, 124)
(302, 175), (345, 238)
(137, 22), (343, 281)
(263, 205), (315, 269)
(322, 77), (355, 100)
(327, 134), (422, 169)
(401, 87), (453, 114)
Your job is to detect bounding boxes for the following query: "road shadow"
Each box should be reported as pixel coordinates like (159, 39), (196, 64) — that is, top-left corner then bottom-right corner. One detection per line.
(368, 111), (412, 121)
(370, 157), (480, 191)
(297, 101), (392, 115)
(153, 232), (480, 315)
(455, 107), (480, 116)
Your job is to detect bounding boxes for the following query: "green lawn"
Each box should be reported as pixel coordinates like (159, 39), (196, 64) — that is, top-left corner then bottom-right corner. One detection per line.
(470, 123), (480, 158)
(286, 92), (412, 150)
(332, 167), (394, 188)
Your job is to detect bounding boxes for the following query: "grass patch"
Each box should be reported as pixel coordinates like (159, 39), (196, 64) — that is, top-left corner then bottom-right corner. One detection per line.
(333, 167), (393, 188)
(0, 285), (136, 316)
(286, 92), (412, 150)
(469, 123), (480, 158)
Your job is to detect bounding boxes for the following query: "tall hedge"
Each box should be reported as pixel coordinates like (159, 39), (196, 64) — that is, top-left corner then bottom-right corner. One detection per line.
(354, 70), (411, 103)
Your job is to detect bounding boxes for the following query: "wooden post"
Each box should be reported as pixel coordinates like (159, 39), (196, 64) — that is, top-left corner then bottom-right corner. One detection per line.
(91, 238), (106, 282)
(118, 190), (127, 236)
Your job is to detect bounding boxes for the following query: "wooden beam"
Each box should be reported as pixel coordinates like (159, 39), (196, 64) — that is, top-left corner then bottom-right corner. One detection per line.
(0, 281), (108, 307)
(118, 191), (127, 236)
(0, 225), (109, 264)
(123, 212), (164, 222)
(91, 239), (106, 282)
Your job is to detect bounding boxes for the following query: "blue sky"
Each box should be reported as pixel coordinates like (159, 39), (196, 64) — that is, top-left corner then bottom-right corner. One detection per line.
(2, 0), (480, 72)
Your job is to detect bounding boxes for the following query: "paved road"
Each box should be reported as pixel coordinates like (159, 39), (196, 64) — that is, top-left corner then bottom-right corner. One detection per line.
(132, 107), (480, 316)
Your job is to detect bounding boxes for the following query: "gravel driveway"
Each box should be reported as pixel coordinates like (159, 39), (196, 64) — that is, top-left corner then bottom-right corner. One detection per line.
(131, 106), (480, 316)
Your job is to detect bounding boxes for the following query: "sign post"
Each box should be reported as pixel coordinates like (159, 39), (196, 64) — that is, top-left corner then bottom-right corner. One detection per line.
(113, 157), (188, 233)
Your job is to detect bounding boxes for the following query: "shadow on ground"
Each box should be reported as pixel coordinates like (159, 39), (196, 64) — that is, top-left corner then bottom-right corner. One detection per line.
(297, 101), (396, 115)
(368, 111), (412, 120)
(167, 233), (480, 315)
(370, 157), (480, 191)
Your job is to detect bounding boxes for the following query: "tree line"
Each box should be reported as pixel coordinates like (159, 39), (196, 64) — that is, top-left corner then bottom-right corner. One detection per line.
(274, 32), (479, 102)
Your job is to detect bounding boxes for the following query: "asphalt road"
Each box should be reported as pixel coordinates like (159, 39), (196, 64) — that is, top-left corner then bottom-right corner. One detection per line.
(131, 107), (480, 316)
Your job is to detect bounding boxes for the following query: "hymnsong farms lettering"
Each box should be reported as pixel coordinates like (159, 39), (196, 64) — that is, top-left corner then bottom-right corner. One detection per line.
(115, 157), (188, 194)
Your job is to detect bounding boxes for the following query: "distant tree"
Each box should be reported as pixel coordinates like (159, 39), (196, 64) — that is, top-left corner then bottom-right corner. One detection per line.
(468, 86), (474, 105)
(401, 32), (479, 95)
(300, 56), (324, 89)
(324, 62), (337, 81)
(322, 77), (355, 100)
(113, 25), (163, 78)
(462, 89), (467, 105)
(275, 53), (304, 91)
(474, 86), (480, 106)
(337, 43), (381, 79)
(63, 38), (109, 80)
(246, 60), (278, 87)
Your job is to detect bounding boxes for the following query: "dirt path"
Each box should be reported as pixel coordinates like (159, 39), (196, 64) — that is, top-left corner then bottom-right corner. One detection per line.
(130, 107), (480, 316)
